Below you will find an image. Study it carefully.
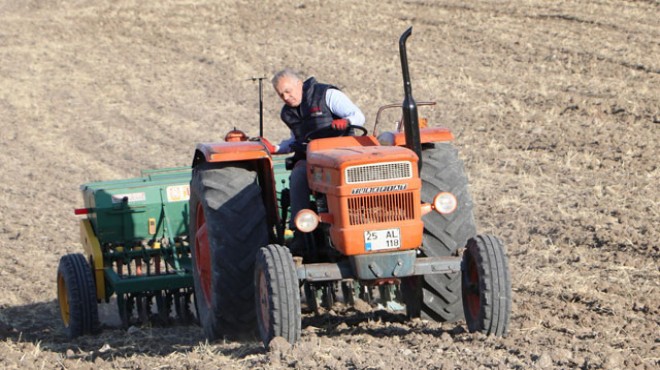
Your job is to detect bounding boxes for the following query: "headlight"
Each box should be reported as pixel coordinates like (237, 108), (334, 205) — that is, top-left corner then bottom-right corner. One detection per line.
(294, 209), (319, 233)
(377, 131), (396, 146)
(433, 192), (457, 214)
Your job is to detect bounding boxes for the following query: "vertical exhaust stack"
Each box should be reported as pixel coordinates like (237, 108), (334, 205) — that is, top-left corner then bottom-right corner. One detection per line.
(250, 77), (266, 137)
(399, 27), (423, 171)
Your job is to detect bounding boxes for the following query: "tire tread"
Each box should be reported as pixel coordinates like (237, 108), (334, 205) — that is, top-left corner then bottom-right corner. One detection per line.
(256, 244), (301, 347)
(404, 143), (477, 323)
(57, 253), (100, 339)
(190, 163), (268, 339)
(463, 235), (511, 336)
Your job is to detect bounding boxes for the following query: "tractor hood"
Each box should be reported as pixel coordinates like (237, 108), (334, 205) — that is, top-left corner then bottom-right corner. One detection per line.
(307, 144), (419, 171)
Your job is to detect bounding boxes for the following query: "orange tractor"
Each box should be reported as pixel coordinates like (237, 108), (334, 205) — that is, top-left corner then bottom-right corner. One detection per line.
(189, 28), (511, 347)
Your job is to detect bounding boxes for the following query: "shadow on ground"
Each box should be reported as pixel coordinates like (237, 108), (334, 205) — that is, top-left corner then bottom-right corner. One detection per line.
(1, 299), (465, 362)
(0, 300), (212, 361)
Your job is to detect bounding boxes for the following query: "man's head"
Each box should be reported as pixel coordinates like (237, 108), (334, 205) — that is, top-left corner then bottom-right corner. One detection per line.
(272, 68), (303, 107)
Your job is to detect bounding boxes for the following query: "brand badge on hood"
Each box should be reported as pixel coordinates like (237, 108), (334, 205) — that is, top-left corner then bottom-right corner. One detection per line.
(351, 184), (408, 195)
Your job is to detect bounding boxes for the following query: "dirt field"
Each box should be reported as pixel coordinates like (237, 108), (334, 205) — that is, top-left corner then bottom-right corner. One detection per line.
(1, 0), (658, 368)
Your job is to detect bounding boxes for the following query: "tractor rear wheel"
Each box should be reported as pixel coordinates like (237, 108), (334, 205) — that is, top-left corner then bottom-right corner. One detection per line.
(57, 253), (100, 339)
(189, 163), (269, 340)
(402, 143), (477, 322)
(462, 235), (511, 336)
(255, 244), (301, 348)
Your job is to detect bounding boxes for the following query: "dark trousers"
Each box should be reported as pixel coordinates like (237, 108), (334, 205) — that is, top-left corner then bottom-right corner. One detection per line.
(289, 160), (310, 229)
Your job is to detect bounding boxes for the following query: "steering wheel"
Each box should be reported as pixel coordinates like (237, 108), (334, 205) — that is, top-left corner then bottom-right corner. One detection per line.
(303, 124), (368, 143)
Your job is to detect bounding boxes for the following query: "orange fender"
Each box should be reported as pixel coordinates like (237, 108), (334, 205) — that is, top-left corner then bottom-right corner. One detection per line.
(390, 127), (454, 146)
(192, 141), (270, 166)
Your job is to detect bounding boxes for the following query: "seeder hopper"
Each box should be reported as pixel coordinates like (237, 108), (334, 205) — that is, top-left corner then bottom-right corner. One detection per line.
(57, 167), (196, 338)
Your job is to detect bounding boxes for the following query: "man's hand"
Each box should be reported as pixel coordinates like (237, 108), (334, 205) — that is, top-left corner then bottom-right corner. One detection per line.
(331, 119), (349, 131)
(258, 137), (277, 153)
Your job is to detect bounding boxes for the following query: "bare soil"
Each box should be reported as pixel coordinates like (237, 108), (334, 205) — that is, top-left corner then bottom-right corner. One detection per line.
(0, 0), (658, 369)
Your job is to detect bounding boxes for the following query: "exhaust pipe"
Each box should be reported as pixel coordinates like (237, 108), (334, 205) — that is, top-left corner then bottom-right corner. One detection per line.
(250, 77), (266, 137)
(399, 27), (423, 171)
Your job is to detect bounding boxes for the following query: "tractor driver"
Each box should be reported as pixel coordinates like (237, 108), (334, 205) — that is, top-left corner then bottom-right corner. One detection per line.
(259, 68), (365, 238)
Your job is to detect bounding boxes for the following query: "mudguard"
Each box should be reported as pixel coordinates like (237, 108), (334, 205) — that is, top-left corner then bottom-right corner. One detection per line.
(391, 127), (454, 146)
(80, 219), (106, 301)
(191, 141), (280, 241)
(192, 141), (270, 167)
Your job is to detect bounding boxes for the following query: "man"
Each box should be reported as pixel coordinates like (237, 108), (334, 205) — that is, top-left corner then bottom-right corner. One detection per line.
(260, 68), (365, 233)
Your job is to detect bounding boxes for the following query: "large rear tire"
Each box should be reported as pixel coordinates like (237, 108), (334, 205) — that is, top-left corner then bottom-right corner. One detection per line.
(57, 253), (100, 339)
(189, 163), (269, 340)
(255, 244), (301, 348)
(462, 235), (511, 336)
(402, 143), (477, 322)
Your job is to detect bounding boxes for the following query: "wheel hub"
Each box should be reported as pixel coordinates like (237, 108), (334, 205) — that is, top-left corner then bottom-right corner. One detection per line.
(57, 273), (70, 326)
(258, 270), (270, 330)
(464, 255), (481, 319)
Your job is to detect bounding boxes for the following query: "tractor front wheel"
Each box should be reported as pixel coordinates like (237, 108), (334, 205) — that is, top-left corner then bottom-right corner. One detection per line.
(462, 235), (512, 336)
(57, 253), (100, 339)
(255, 244), (301, 348)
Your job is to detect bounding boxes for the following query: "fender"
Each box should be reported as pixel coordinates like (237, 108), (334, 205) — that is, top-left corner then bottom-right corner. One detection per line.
(392, 127), (454, 146)
(191, 141), (280, 241)
(80, 219), (106, 301)
(192, 141), (270, 167)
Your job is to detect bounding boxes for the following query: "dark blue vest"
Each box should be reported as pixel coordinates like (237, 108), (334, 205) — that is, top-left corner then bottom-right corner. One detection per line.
(280, 77), (340, 143)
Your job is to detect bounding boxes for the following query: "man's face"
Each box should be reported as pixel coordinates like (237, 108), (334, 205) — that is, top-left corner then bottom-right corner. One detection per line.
(275, 76), (303, 107)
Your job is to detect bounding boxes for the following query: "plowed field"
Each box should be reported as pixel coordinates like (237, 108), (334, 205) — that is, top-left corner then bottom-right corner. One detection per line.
(1, 1), (658, 369)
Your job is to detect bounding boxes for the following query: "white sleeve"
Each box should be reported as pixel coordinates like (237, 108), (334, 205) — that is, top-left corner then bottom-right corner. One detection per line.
(276, 133), (296, 154)
(325, 89), (365, 126)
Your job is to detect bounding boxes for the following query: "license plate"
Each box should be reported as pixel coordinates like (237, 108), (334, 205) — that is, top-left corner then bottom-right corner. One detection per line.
(364, 228), (401, 251)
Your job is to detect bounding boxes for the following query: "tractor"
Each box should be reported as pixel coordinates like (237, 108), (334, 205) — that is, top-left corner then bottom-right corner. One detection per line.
(55, 27), (510, 344)
(189, 27), (512, 348)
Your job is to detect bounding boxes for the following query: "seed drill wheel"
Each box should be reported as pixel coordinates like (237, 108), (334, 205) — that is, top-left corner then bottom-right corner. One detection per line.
(56, 253), (100, 339)
(462, 235), (512, 336)
(401, 143), (477, 322)
(255, 244), (301, 348)
(189, 163), (269, 340)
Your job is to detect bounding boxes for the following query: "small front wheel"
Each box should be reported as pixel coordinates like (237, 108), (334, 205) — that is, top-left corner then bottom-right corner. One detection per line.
(255, 245), (301, 348)
(462, 235), (512, 336)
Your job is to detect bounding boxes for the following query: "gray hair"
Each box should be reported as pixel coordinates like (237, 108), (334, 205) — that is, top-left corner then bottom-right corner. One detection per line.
(271, 68), (302, 88)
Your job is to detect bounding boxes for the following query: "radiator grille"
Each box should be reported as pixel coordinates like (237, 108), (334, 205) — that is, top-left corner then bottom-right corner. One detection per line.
(345, 161), (412, 184)
(347, 192), (415, 225)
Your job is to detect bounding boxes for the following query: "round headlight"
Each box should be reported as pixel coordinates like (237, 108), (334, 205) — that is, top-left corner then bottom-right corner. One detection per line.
(433, 192), (457, 214)
(377, 131), (396, 146)
(294, 209), (319, 233)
